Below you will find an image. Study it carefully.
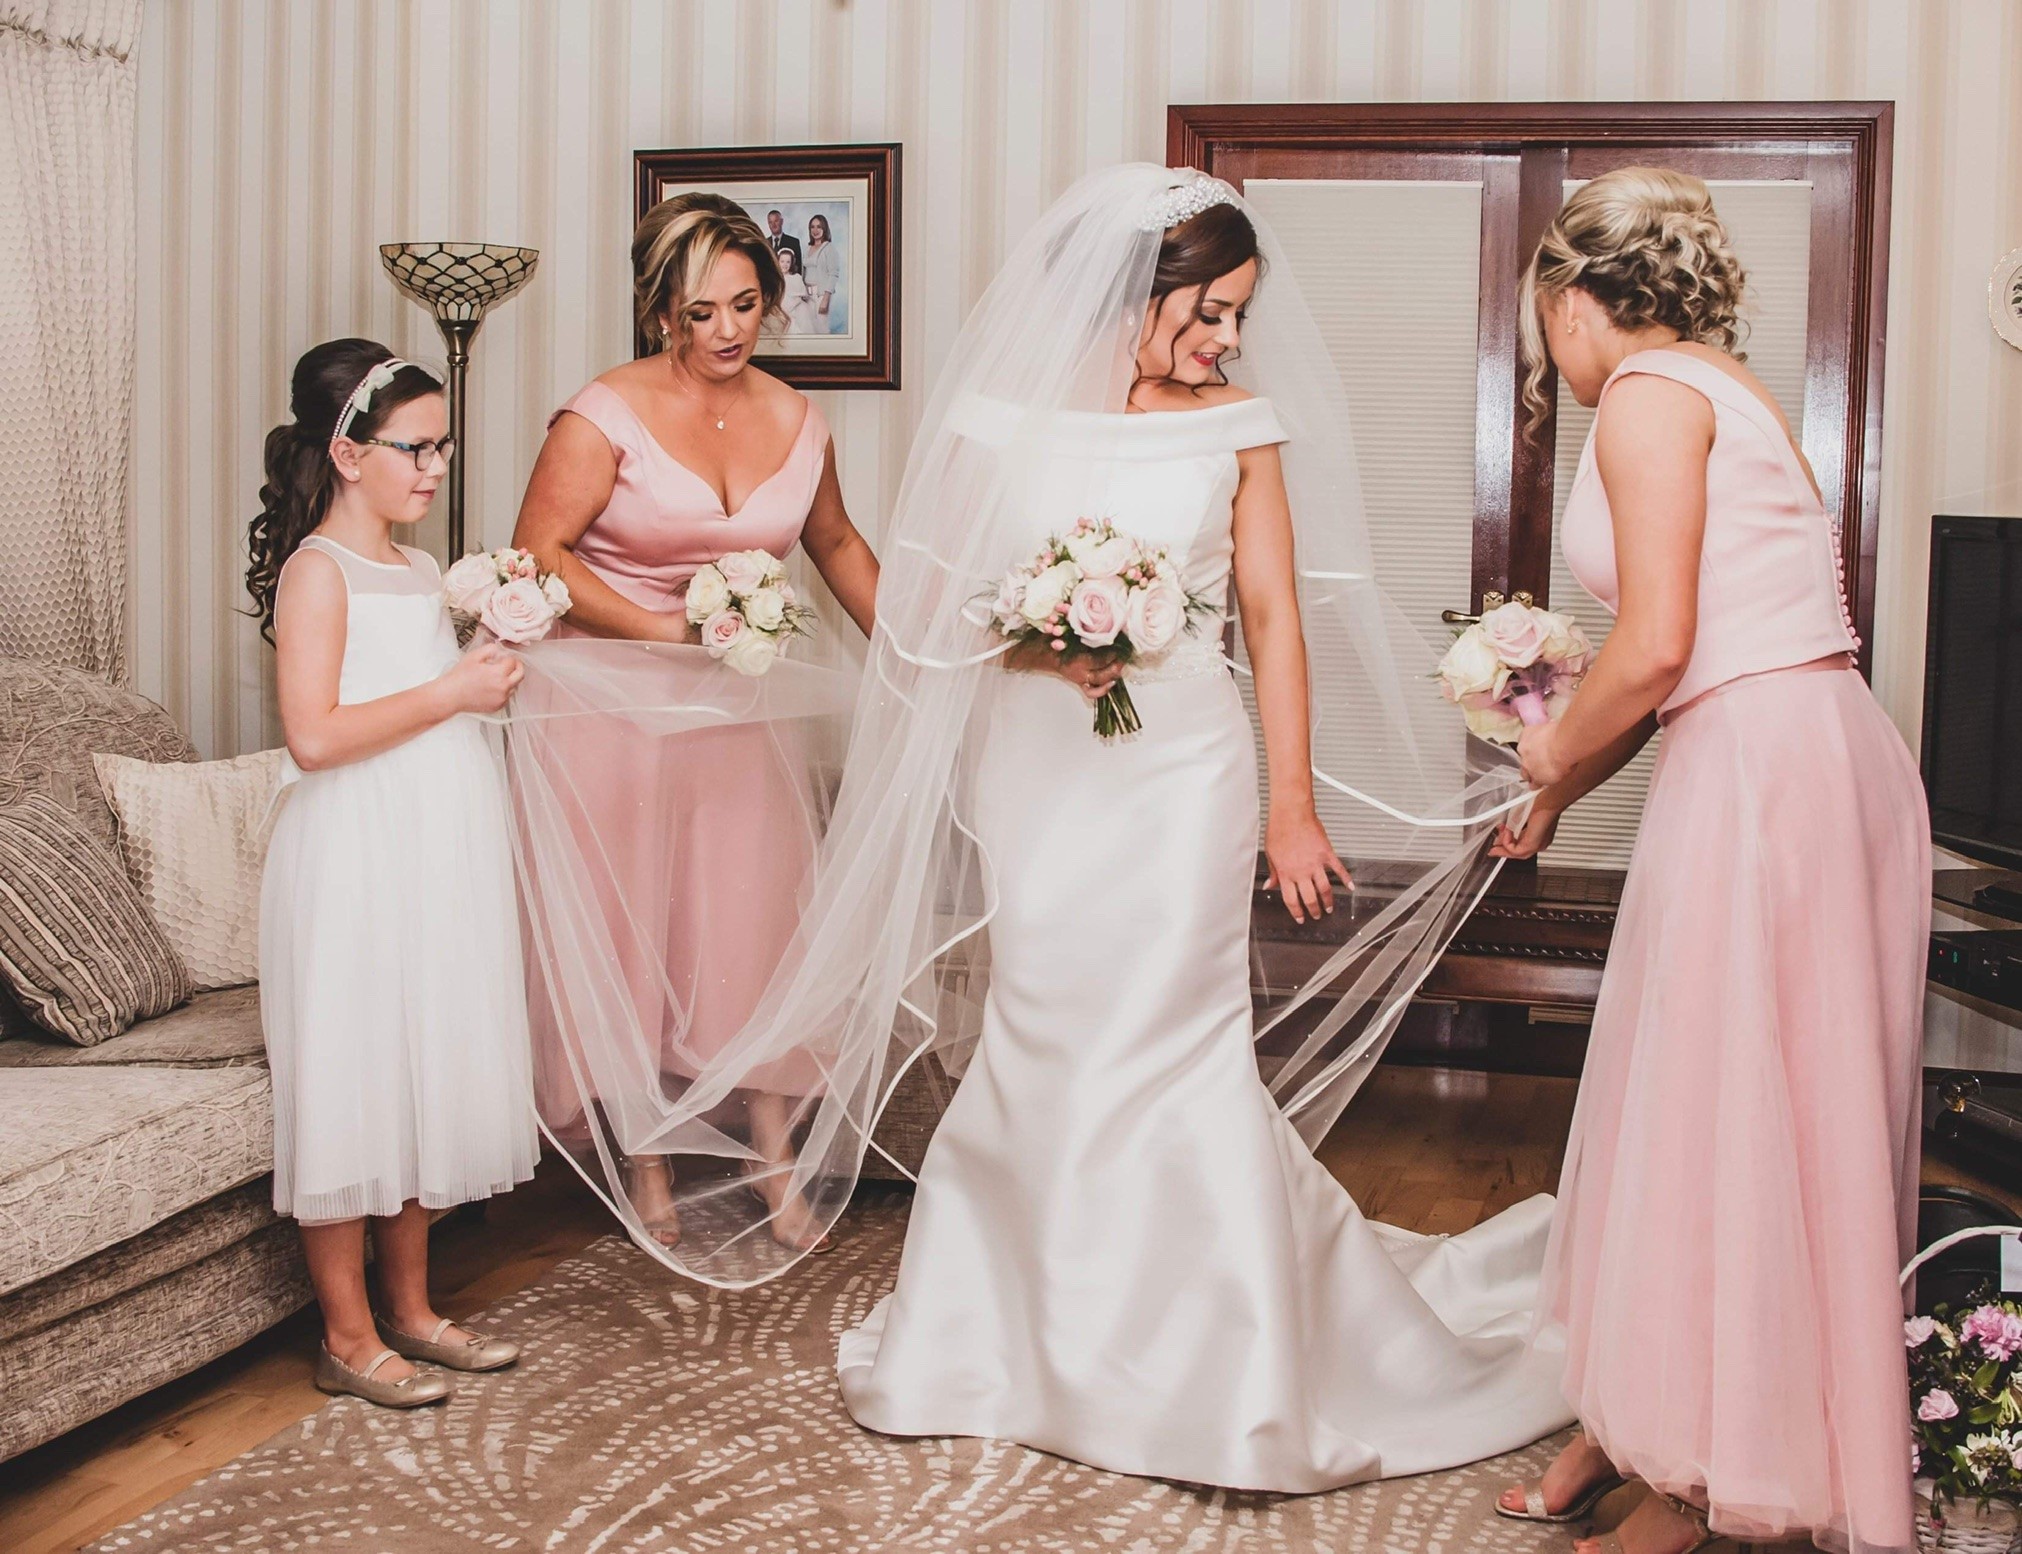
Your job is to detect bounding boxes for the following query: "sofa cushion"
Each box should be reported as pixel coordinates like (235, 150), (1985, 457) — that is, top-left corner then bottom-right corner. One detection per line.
(93, 750), (284, 991)
(0, 1063), (272, 1294)
(0, 795), (193, 1044)
(0, 984), (264, 1068)
(0, 657), (197, 859)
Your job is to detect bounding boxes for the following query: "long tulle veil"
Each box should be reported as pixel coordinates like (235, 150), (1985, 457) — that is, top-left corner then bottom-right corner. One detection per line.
(502, 163), (1529, 1287)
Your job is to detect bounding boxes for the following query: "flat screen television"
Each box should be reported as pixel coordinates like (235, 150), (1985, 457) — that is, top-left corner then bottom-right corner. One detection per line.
(1924, 515), (2022, 868)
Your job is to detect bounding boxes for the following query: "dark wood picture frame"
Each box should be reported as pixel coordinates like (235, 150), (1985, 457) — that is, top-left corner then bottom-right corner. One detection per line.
(633, 142), (902, 390)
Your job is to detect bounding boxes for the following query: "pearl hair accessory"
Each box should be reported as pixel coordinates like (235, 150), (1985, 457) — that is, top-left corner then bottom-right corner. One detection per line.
(328, 357), (443, 459)
(1138, 170), (1240, 232)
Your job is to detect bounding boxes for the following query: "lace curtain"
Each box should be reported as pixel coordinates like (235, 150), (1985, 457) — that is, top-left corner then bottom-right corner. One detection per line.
(0, 0), (143, 680)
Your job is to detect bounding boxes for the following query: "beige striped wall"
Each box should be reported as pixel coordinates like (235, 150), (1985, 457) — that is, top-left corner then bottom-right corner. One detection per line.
(133, 0), (2022, 758)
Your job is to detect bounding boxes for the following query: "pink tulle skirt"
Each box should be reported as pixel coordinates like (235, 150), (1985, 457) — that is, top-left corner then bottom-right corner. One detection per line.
(1540, 662), (1929, 1554)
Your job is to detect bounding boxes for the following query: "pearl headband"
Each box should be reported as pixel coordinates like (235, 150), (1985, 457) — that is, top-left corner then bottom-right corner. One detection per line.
(327, 357), (444, 459)
(1139, 170), (1241, 232)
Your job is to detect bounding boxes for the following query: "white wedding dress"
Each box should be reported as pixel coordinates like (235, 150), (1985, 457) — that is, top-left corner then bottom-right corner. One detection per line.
(837, 396), (1572, 1492)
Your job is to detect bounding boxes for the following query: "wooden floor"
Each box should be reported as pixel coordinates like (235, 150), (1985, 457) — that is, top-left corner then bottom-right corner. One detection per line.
(0, 1066), (2005, 1552)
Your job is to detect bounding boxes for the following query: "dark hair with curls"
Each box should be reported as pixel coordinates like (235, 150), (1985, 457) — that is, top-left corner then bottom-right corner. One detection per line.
(245, 338), (442, 642)
(1135, 200), (1265, 393)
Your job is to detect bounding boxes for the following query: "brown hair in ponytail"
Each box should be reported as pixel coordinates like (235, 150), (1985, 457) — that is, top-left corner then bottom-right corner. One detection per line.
(246, 338), (441, 642)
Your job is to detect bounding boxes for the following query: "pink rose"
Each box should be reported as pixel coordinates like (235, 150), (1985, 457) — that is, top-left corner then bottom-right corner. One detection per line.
(717, 550), (774, 595)
(1066, 575), (1129, 648)
(1125, 579), (1187, 653)
(1477, 601), (1551, 669)
(1906, 1316), (1940, 1348)
(699, 607), (748, 656)
(1918, 1388), (1960, 1423)
(479, 577), (557, 643)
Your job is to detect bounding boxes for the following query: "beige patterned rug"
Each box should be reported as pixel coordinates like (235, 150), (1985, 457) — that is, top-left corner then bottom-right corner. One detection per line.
(90, 1188), (1583, 1553)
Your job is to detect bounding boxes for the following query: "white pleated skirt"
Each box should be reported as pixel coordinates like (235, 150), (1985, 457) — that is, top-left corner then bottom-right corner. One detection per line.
(259, 716), (539, 1224)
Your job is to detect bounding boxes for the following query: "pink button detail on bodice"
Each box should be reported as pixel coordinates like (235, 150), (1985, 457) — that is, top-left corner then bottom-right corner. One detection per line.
(1558, 348), (1859, 715)
(552, 379), (829, 615)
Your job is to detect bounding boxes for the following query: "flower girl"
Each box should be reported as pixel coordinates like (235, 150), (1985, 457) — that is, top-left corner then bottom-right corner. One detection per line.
(249, 338), (539, 1408)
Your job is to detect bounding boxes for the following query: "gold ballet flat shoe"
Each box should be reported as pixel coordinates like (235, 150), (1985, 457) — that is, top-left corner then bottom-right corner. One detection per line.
(315, 1344), (451, 1409)
(378, 1316), (521, 1373)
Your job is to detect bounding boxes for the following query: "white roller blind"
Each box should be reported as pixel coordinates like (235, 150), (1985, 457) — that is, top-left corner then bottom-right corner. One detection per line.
(1243, 179), (1483, 847)
(1544, 179), (1814, 869)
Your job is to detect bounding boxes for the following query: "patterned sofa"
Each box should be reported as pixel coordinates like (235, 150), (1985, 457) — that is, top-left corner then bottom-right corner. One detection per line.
(0, 658), (309, 1463)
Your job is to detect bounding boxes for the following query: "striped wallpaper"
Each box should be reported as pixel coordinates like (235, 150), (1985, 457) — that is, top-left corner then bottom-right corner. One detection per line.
(132, 0), (2022, 759)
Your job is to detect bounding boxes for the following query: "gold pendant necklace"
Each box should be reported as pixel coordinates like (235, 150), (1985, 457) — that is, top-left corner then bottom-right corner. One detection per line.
(671, 360), (738, 431)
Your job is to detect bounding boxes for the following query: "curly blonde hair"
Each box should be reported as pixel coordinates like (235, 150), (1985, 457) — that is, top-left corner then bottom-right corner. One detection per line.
(633, 192), (785, 353)
(1518, 166), (1748, 434)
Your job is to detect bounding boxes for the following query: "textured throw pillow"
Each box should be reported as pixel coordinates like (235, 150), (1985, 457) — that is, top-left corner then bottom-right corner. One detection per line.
(92, 749), (285, 991)
(0, 794), (193, 1045)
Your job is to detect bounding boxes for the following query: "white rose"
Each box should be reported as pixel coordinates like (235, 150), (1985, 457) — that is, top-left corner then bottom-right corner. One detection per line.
(1438, 628), (1507, 700)
(992, 569), (1028, 628)
(1019, 561), (1078, 625)
(685, 564), (730, 620)
(744, 586), (787, 632)
(443, 552), (501, 613)
(723, 628), (780, 677)
(1125, 579), (1187, 653)
(1477, 600), (1551, 669)
(540, 573), (573, 615)
(1462, 697), (1525, 745)
(479, 577), (557, 644)
(1080, 535), (1138, 580)
(1538, 609), (1594, 671)
(718, 549), (773, 595)
(1062, 525), (1106, 568)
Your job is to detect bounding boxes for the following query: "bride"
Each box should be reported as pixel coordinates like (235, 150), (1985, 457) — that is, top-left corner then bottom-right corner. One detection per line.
(512, 164), (1571, 1488)
(827, 166), (1571, 1491)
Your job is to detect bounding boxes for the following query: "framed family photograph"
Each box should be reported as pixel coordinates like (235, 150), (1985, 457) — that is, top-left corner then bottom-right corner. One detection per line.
(633, 142), (901, 389)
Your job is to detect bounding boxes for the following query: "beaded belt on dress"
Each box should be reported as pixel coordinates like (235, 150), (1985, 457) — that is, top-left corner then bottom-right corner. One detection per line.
(1125, 633), (1230, 685)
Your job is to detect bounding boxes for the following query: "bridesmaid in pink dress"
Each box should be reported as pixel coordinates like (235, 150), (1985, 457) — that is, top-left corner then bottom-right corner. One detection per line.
(512, 194), (878, 1252)
(1491, 169), (1927, 1554)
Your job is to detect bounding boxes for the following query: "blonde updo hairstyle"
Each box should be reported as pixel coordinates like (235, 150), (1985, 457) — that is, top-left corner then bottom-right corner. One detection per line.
(1518, 166), (1749, 433)
(633, 192), (785, 355)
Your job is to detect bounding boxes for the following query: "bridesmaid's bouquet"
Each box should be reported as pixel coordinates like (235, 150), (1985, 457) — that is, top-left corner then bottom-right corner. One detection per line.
(1908, 1295), (2022, 1517)
(1437, 600), (1593, 745)
(685, 549), (816, 677)
(985, 517), (1212, 742)
(444, 547), (573, 644)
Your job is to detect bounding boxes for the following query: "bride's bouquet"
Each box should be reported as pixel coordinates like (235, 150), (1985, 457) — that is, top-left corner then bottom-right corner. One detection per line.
(685, 549), (816, 677)
(986, 517), (1212, 742)
(1437, 599), (1593, 745)
(444, 546), (573, 644)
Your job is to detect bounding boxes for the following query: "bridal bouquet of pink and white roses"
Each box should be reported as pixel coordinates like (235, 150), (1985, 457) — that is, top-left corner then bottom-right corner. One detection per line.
(684, 549), (815, 677)
(444, 546), (573, 644)
(985, 517), (1212, 742)
(1437, 599), (1594, 746)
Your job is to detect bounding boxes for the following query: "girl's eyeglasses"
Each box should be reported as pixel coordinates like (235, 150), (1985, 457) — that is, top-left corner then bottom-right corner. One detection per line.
(354, 436), (457, 470)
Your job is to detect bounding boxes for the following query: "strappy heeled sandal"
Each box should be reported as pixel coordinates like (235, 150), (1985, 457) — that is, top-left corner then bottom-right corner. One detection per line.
(740, 1161), (835, 1254)
(1494, 1467), (1626, 1524)
(1583, 1491), (1723, 1554)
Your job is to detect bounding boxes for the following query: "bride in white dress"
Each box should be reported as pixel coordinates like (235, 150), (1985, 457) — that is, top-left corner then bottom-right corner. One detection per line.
(829, 168), (1570, 1491)
(517, 165), (1570, 1488)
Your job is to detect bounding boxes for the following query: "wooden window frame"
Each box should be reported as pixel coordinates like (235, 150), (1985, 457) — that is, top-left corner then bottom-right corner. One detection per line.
(1169, 100), (1895, 666)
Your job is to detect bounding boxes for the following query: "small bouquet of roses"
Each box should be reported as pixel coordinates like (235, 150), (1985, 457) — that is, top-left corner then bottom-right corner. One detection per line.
(1908, 1293), (2022, 1522)
(443, 546), (573, 644)
(1437, 599), (1594, 746)
(985, 517), (1211, 742)
(685, 549), (815, 677)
